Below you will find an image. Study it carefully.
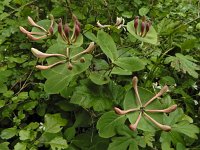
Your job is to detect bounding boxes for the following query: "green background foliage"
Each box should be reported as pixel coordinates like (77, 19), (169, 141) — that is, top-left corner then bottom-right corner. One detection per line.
(0, 0), (199, 149)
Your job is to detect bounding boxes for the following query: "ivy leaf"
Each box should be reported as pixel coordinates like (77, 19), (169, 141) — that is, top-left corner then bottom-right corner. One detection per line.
(97, 30), (118, 61)
(127, 20), (158, 45)
(172, 121), (199, 139)
(0, 127), (18, 139)
(165, 53), (199, 78)
(44, 113), (67, 133)
(49, 137), (68, 150)
(96, 111), (127, 138)
(108, 137), (139, 150)
(113, 57), (146, 72)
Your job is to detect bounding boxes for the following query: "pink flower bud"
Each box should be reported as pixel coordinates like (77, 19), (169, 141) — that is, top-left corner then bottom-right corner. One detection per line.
(58, 19), (63, 35)
(74, 24), (81, 37)
(143, 21), (151, 37)
(134, 16), (139, 34)
(64, 23), (70, 38)
(140, 21), (145, 37)
(48, 26), (54, 35)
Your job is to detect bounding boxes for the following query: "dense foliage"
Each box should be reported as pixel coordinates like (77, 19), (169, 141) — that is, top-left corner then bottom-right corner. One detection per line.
(0, 0), (200, 149)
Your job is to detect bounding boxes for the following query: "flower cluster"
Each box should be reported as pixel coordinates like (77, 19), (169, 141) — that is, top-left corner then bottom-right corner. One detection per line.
(58, 14), (81, 44)
(114, 76), (177, 131)
(31, 42), (95, 70)
(134, 16), (151, 37)
(19, 15), (54, 40)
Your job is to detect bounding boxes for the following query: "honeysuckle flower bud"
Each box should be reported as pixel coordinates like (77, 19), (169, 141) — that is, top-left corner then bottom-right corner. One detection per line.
(80, 57), (85, 63)
(84, 42), (95, 53)
(143, 21), (151, 37)
(67, 62), (73, 70)
(31, 48), (66, 58)
(72, 14), (81, 27)
(146, 104), (177, 113)
(129, 112), (142, 131)
(74, 24), (81, 37)
(48, 26), (54, 35)
(114, 107), (139, 115)
(143, 85), (169, 107)
(141, 16), (146, 22)
(143, 112), (171, 131)
(140, 21), (145, 37)
(132, 76), (142, 106)
(28, 16), (47, 32)
(96, 21), (110, 28)
(134, 16), (139, 34)
(36, 60), (66, 70)
(64, 23), (70, 38)
(19, 26), (30, 34)
(58, 18), (63, 35)
(27, 34), (47, 41)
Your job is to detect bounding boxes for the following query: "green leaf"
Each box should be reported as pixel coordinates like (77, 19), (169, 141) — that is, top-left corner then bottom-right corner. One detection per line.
(0, 83), (7, 93)
(44, 113), (67, 133)
(97, 111), (127, 138)
(139, 7), (149, 16)
(70, 82), (113, 111)
(49, 137), (68, 150)
(122, 11), (132, 18)
(124, 87), (164, 132)
(0, 142), (9, 150)
(127, 20), (158, 45)
(64, 126), (76, 141)
(14, 142), (27, 150)
(176, 143), (186, 150)
(97, 30), (118, 61)
(19, 130), (37, 141)
(0, 100), (5, 108)
(172, 121), (199, 139)
(165, 53), (199, 78)
(84, 31), (98, 43)
(113, 57), (146, 72)
(0, 127), (18, 139)
(108, 137), (138, 150)
(89, 71), (110, 85)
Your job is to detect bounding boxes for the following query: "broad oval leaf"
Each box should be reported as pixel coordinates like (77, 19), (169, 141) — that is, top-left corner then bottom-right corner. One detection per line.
(97, 111), (127, 138)
(127, 20), (158, 45)
(97, 30), (118, 61)
(113, 57), (146, 72)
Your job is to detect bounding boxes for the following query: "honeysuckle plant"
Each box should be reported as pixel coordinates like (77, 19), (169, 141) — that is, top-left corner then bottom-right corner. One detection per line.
(114, 76), (177, 131)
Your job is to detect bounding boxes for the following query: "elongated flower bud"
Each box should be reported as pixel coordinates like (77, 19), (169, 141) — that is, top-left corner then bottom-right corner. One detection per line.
(27, 34), (47, 41)
(129, 112), (142, 131)
(143, 21), (151, 37)
(143, 85), (169, 107)
(19, 26), (30, 34)
(132, 76), (142, 106)
(48, 26), (54, 35)
(115, 17), (123, 26)
(64, 23), (70, 38)
(36, 60), (65, 70)
(140, 21), (145, 37)
(134, 16), (139, 34)
(72, 14), (81, 27)
(31, 48), (66, 58)
(58, 18), (63, 35)
(74, 24), (81, 37)
(143, 112), (171, 131)
(84, 42), (95, 53)
(141, 16), (146, 22)
(28, 16), (47, 32)
(114, 107), (139, 115)
(146, 104), (177, 113)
